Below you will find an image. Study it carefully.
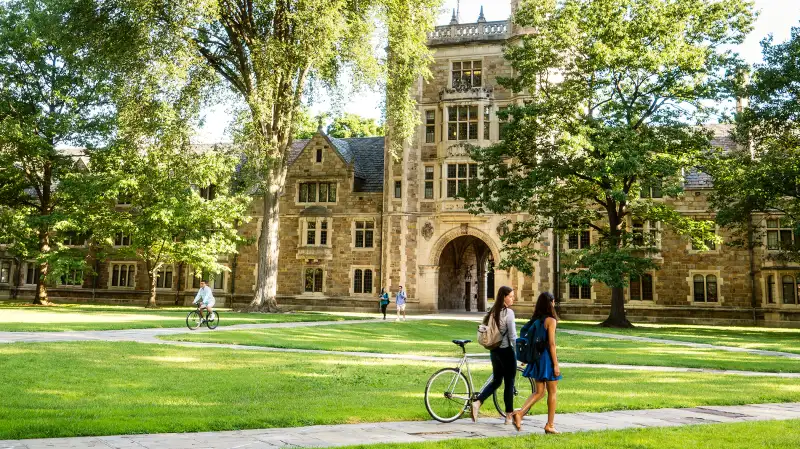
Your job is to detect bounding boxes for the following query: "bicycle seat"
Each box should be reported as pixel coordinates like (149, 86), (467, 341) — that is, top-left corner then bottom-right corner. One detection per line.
(452, 339), (472, 347)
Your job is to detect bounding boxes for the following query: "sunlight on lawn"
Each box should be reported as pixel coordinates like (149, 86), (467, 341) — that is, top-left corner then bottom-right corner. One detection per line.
(5, 309), (171, 323)
(135, 355), (200, 364)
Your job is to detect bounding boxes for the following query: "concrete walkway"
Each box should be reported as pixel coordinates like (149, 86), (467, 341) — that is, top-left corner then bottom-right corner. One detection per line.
(560, 329), (800, 360)
(2, 314), (798, 360)
(2, 402), (799, 449)
(3, 318), (799, 378)
(155, 340), (800, 378)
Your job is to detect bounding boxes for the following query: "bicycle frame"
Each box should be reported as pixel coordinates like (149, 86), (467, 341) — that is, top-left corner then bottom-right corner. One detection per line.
(448, 351), (493, 402)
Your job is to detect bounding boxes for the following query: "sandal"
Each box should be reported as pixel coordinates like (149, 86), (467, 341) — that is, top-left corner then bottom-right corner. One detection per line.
(512, 411), (523, 431)
(544, 424), (560, 434)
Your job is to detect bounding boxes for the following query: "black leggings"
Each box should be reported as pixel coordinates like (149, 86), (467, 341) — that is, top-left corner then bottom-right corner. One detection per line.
(476, 345), (516, 412)
(380, 304), (387, 318)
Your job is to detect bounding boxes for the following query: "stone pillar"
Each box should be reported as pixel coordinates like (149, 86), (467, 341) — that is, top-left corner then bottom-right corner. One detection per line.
(418, 265), (439, 312)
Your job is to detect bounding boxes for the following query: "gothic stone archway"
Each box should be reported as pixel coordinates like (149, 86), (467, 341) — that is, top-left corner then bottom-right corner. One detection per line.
(437, 235), (494, 311)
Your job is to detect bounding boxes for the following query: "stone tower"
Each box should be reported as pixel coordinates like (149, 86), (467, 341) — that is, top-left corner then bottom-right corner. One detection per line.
(380, 2), (545, 313)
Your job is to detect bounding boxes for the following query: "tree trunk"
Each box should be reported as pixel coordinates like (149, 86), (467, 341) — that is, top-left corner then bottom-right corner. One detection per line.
(600, 286), (633, 328)
(32, 229), (50, 305)
(32, 160), (53, 306)
(174, 262), (184, 306)
(250, 183), (281, 312)
(601, 204), (633, 328)
(11, 256), (21, 300)
(145, 261), (158, 308)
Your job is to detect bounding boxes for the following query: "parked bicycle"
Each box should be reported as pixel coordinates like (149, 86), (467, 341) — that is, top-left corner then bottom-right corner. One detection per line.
(424, 339), (535, 423)
(186, 304), (220, 330)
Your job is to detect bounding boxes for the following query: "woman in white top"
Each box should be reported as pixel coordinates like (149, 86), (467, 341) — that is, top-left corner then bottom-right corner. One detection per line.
(471, 286), (517, 424)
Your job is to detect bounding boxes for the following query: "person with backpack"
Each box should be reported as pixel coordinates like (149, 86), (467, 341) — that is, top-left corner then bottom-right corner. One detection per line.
(471, 286), (517, 424)
(508, 291), (562, 433)
(379, 288), (390, 320)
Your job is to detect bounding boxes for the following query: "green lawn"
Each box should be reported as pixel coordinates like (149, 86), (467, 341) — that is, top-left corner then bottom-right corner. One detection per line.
(559, 321), (800, 355)
(0, 303), (367, 331)
(2, 342), (800, 439)
(341, 420), (800, 449)
(162, 320), (800, 372)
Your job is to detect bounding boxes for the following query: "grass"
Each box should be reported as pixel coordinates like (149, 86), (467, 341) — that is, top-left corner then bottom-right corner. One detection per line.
(162, 319), (800, 372)
(2, 341), (800, 440)
(559, 321), (800, 355)
(340, 420), (800, 449)
(0, 303), (367, 331)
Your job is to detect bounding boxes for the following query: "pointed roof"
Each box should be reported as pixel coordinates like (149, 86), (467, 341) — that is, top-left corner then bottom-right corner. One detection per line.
(288, 133), (385, 192)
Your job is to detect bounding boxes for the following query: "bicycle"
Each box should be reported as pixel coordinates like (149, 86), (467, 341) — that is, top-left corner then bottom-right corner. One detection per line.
(186, 303), (220, 330)
(424, 339), (535, 423)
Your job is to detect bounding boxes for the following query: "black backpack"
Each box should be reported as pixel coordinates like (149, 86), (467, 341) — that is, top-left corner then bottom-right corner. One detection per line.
(516, 318), (547, 364)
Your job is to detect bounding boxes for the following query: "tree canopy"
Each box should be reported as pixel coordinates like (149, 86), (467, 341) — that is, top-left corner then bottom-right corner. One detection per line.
(707, 24), (800, 263)
(130, 0), (440, 311)
(0, 0), (140, 303)
(327, 113), (384, 138)
(466, 0), (753, 327)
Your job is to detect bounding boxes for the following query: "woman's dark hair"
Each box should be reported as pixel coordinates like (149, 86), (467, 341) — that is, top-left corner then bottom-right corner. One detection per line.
(532, 291), (558, 321)
(485, 286), (514, 326)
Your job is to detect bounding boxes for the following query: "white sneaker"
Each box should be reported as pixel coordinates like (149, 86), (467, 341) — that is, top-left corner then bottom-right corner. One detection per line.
(395, 318), (400, 322)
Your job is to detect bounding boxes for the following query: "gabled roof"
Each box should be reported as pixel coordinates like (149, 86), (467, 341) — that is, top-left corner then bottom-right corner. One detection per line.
(685, 124), (737, 189)
(288, 134), (385, 192)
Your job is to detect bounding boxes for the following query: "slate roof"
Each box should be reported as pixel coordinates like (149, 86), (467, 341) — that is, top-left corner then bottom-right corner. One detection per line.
(685, 124), (737, 189)
(289, 135), (385, 192)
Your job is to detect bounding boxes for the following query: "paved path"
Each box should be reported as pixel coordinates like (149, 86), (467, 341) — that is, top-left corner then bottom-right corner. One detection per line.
(153, 340), (800, 378)
(2, 402), (799, 449)
(560, 329), (800, 360)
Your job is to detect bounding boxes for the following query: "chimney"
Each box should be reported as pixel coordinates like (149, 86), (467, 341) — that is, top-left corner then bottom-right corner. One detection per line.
(736, 70), (750, 114)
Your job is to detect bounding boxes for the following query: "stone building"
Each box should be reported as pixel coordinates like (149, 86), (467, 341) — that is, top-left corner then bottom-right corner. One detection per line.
(2, 1), (798, 327)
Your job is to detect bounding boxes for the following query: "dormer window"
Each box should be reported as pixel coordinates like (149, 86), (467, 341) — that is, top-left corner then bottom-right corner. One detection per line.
(116, 193), (131, 206)
(199, 185), (216, 200)
(114, 232), (131, 247)
(299, 182), (336, 203)
(452, 60), (482, 88)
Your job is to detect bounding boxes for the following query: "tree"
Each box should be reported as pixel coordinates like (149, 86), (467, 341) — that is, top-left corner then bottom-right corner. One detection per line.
(138, 0), (440, 311)
(327, 113), (384, 138)
(0, 0), (132, 304)
(466, 0), (751, 327)
(707, 25), (800, 265)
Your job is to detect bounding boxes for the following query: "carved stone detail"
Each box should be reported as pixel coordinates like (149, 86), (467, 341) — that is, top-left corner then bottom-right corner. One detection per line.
(421, 222), (434, 241)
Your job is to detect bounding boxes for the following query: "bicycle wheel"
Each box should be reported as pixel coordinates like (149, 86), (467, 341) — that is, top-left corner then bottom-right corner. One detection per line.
(206, 311), (219, 329)
(493, 366), (535, 417)
(424, 368), (472, 423)
(186, 310), (202, 330)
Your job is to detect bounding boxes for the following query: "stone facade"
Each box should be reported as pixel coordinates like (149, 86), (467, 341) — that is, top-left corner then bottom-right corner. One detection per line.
(2, 1), (799, 326)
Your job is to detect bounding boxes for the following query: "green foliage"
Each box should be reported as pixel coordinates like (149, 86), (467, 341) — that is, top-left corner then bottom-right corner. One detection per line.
(63, 138), (250, 300)
(327, 113), (384, 138)
(466, 0), (752, 320)
(0, 0), (142, 296)
(707, 25), (800, 263)
(293, 107), (322, 140)
(132, 0), (441, 308)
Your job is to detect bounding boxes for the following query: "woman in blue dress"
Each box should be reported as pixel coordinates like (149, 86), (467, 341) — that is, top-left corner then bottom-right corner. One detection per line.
(510, 291), (562, 433)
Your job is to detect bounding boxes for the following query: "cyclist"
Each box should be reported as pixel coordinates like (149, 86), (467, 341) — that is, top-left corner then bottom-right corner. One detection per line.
(193, 280), (215, 320)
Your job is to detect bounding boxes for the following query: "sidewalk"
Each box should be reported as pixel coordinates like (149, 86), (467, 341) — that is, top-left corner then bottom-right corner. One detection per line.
(2, 402), (799, 449)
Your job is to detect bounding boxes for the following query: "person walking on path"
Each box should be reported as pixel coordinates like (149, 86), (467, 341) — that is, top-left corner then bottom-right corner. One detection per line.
(395, 286), (407, 321)
(471, 286), (517, 424)
(509, 291), (562, 433)
(379, 288), (390, 320)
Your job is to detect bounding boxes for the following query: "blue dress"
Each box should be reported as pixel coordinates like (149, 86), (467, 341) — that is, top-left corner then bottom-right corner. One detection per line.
(521, 319), (563, 381)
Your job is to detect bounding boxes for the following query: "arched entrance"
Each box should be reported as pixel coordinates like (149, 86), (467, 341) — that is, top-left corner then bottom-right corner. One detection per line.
(437, 236), (493, 312)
